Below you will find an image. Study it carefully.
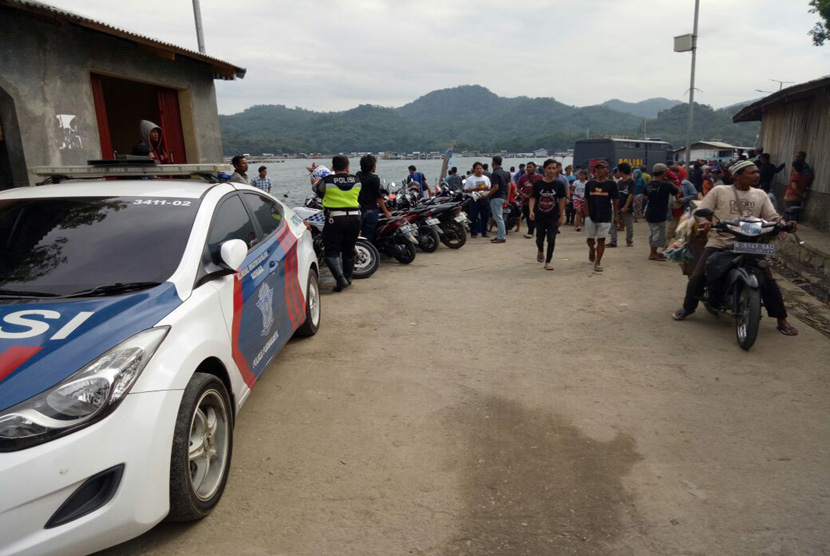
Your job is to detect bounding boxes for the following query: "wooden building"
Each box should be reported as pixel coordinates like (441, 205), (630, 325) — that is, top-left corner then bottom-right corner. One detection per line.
(733, 76), (830, 231)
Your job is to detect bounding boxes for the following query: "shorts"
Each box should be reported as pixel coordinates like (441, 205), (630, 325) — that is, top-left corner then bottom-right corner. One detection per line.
(573, 199), (584, 212)
(584, 217), (611, 239)
(648, 221), (667, 247)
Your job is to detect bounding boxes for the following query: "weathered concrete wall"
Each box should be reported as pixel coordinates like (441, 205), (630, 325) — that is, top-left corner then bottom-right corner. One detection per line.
(0, 8), (225, 187)
(760, 91), (830, 232)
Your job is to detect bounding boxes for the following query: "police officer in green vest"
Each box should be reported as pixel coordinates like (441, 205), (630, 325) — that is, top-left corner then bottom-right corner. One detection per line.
(313, 155), (362, 292)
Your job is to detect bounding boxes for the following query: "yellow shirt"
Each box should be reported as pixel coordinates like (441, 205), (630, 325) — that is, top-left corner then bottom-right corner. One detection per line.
(697, 185), (780, 249)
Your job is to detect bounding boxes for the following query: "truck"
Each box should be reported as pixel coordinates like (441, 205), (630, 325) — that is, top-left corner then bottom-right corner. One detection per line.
(573, 138), (673, 171)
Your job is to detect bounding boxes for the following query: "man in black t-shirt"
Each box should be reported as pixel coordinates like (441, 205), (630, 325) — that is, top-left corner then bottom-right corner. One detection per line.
(582, 160), (618, 272)
(610, 162), (635, 247)
(644, 163), (679, 261)
(529, 159), (567, 269)
(356, 154), (392, 241)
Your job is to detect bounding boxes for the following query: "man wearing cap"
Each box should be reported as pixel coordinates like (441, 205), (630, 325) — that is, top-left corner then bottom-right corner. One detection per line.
(645, 163), (679, 261)
(582, 159), (618, 272)
(672, 159), (799, 336)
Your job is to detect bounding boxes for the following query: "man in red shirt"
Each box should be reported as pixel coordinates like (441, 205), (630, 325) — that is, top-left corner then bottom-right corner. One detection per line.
(517, 161), (543, 238)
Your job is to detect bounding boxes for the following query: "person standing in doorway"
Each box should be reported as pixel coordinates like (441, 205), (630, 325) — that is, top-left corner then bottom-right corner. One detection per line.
(487, 155), (510, 243)
(529, 159), (567, 270)
(313, 155), (362, 292)
(463, 162), (491, 238)
(132, 120), (172, 164)
(250, 166), (273, 194)
(583, 160), (619, 272)
(229, 155), (249, 185)
(356, 154), (392, 241)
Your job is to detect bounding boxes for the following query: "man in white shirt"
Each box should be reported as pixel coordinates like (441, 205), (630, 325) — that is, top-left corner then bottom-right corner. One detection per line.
(463, 161), (491, 238)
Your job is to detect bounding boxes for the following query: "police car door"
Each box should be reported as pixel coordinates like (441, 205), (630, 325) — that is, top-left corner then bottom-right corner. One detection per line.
(239, 192), (303, 376)
(204, 193), (276, 385)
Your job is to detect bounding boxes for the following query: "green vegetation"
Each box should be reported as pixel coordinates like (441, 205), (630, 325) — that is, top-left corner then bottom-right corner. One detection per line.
(809, 0), (830, 45)
(219, 85), (760, 155)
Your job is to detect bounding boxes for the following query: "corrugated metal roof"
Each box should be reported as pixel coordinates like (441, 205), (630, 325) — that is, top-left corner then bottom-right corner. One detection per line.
(733, 75), (830, 123)
(3, 0), (246, 80)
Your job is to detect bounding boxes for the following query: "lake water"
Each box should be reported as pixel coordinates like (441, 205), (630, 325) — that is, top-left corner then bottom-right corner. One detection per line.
(251, 156), (572, 208)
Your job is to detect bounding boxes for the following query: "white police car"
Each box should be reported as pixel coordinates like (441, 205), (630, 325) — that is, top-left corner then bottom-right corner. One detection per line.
(0, 166), (321, 555)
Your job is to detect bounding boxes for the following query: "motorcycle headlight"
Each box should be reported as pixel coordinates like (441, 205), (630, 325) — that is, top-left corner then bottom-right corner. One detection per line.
(0, 327), (169, 452)
(739, 221), (763, 236)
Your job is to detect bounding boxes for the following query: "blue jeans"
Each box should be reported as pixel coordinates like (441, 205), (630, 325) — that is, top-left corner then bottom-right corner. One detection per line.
(361, 208), (378, 241)
(468, 198), (490, 236)
(490, 197), (506, 240)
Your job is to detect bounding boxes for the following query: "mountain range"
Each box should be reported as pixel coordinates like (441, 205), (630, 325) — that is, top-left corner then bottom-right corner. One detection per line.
(219, 85), (760, 155)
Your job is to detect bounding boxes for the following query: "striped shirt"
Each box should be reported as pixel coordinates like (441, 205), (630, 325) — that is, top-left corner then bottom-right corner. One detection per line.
(250, 176), (272, 193)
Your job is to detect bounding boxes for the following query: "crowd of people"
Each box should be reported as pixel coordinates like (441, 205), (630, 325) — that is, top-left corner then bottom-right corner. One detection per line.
(219, 148), (809, 336)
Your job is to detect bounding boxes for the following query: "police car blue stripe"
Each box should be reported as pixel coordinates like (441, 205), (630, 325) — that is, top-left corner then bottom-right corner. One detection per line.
(0, 283), (182, 412)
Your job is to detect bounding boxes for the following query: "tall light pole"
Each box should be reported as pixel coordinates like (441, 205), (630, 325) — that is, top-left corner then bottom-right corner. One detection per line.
(674, 0), (700, 164)
(192, 0), (206, 54)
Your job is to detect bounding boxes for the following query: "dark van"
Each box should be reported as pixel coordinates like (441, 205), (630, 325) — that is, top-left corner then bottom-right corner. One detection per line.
(573, 138), (673, 171)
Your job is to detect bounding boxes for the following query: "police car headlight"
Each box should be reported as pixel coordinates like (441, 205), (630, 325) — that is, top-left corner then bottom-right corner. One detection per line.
(0, 327), (169, 452)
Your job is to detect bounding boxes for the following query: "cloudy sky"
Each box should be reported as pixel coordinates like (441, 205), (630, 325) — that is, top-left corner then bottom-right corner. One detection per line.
(50, 0), (830, 115)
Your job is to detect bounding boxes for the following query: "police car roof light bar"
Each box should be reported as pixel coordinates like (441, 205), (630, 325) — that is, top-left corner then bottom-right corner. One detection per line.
(32, 164), (232, 184)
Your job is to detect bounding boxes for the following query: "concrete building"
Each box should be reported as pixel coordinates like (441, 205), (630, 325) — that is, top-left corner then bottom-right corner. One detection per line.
(672, 141), (754, 163)
(0, 0), (245, 189)
(733, 76), (830, 231)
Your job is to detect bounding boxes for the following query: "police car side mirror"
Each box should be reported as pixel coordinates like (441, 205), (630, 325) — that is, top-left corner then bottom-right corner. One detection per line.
(219, 239), (247, 271)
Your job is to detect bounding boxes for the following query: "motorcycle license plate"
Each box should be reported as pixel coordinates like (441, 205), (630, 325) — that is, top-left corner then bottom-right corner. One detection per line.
(734, 242), (775, 255)
(427, 218), (440, 225)
(455, 214), (467, 222)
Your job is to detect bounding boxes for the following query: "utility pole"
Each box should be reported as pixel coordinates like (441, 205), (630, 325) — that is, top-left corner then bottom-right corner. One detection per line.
(192, 0), (206, 54)
(685, 0), (700, 165)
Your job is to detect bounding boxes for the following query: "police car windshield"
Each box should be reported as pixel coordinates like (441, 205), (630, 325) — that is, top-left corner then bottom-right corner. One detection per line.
(0, 196), (201, 297)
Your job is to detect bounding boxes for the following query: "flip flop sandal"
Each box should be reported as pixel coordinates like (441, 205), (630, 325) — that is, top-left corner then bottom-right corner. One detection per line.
(776, 324), (799, 336)
(537, 251), (544, 263)
(649, 255), (668, 261)
(672, 309), (694, 321)
(594, 264), (603, 272)
(544, 263), (554, 270)
(575, 227), (581, 232)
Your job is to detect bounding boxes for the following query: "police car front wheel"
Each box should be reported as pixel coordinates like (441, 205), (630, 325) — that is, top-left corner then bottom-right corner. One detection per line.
(167, 372), (233, 522)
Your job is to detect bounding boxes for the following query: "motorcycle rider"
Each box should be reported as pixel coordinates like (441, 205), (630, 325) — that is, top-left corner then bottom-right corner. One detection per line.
(672, 159), (799, 336)
(314, 155), (362, 292)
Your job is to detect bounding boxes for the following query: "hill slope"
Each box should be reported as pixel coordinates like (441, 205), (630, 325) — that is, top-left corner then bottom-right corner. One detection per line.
(219, 86), (760, 155)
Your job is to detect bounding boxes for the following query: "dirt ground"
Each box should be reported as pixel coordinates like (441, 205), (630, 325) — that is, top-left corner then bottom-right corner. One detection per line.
(101, 221), (830, 556)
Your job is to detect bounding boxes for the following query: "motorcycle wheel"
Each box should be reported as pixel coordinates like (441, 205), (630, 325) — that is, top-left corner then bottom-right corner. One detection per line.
(394, 240), (417, 264)
(735, 285), (761, 351)
(418, 225), (440, 253)
(353, 240), (380, 279)
(440, 220), (467, 249)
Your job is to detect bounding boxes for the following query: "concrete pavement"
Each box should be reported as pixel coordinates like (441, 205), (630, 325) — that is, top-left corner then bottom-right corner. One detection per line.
(100, 221), (830, 556)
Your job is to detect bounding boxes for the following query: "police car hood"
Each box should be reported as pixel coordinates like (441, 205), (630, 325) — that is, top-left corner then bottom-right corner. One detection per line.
(0, 283), (181, 412)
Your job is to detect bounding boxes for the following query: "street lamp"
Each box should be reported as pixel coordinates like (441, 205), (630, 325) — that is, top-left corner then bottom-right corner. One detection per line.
(674, 0), (700, 165)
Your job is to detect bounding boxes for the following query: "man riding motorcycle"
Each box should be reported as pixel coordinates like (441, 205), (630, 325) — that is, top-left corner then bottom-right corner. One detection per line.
(671, 159), (799, 336)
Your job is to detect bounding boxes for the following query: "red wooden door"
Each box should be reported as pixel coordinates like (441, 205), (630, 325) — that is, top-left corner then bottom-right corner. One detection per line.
(157, 88), (187, 164)
(90, 74), (114, 159)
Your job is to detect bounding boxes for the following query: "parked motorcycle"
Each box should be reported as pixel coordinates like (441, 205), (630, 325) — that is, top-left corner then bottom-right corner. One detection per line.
(373, 213), (419, 264)
(693, 207), (798, 351)
(294, 200), (380, 279)
(396, 187), (468, 249)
